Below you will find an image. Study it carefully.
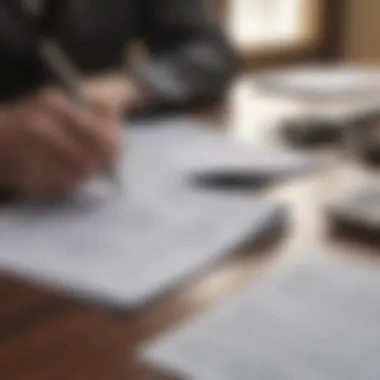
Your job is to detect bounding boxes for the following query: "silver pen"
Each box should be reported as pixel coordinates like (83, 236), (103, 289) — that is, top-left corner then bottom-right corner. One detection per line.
(39, 39), (120, 188)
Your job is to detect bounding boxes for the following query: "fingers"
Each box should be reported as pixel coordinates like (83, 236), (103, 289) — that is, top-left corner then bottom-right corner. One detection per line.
(27, 111), (99, 175)
(37, 90), (121, 163)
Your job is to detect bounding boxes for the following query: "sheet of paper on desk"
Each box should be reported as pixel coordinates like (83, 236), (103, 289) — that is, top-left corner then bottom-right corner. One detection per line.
(0, 181), (286, 309)
(130, 116), (324, 183)
(142, 251), (380, 380)
(0, 116), (306, 309)
(175, 133), (323, 181)
(254, 65), (380, 99)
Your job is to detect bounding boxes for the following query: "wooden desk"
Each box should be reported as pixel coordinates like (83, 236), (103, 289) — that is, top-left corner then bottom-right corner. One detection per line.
(1, 77), (380, 380)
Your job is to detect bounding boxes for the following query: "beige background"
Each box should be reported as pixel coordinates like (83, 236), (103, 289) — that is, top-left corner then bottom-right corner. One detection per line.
(344, 0), (380, 61)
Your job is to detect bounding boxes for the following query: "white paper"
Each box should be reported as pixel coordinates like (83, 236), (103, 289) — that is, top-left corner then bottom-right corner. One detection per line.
(142, 252), (380, 380)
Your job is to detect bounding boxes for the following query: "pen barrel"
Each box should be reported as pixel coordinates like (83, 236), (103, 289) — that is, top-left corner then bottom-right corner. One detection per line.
(39, 39), (88, 107)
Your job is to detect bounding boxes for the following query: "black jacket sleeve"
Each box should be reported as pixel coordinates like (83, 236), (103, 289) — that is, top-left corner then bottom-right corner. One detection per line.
(133, 0), (236, 110)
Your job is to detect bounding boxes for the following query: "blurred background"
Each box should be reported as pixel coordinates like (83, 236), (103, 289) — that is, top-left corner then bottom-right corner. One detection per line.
(195, 0), (380, 146)
(214, 0), (376, 69)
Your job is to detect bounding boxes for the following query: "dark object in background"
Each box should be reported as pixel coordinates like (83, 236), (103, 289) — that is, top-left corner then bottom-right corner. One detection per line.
(281, 117), (343, 147)
(254, 66), (380, 149)
(328, 182), (380, 243)
(353, 138), (380, 167)
(344, 109), (380, 167)
(350, 109), (380, 131)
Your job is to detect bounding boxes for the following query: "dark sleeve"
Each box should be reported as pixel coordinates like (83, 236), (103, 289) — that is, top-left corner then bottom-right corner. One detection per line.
(133, 0), (236, 110)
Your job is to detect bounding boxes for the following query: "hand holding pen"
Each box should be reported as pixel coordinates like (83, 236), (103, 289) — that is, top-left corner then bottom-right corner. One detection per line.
(0, 82), (122, 198)
(39, 39), (122, 189)
(0, 1), (150, 197)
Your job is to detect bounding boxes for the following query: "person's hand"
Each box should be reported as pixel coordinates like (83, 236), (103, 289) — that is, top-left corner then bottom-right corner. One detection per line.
(0, 88), (121, 198)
